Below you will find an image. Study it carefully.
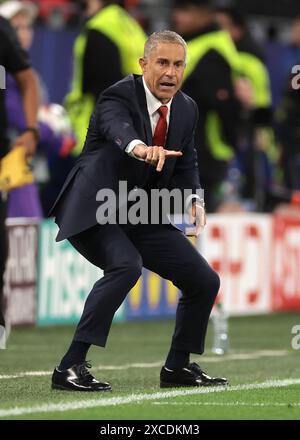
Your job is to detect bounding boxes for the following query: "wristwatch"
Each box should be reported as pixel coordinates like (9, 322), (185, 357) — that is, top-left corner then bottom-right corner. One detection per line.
(24, 126), (40, 142)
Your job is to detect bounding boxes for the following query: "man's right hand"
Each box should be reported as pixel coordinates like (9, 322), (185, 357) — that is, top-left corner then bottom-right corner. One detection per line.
(234, 77), (254, 109)
(133, 144), (182, 172)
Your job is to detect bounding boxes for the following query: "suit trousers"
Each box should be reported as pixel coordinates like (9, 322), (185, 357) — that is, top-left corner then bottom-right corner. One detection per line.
(69, 222), (220, 354)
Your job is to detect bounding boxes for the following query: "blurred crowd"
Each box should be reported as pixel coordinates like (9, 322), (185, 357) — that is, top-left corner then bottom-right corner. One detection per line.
(0, 1), (154, 29)
(1, 0), (300, 217)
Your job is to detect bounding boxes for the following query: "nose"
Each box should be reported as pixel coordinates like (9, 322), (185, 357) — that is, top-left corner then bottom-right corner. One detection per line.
(165, 64), (176, 77)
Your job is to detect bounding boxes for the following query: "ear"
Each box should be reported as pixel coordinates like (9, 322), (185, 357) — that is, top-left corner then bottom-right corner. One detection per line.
(139, 57), (147, 73)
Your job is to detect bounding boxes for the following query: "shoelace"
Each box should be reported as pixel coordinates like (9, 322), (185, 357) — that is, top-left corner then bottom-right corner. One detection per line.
(190, 363), (213, 380)
(78, 361), (93, 379)
(189, 362), (204, 375)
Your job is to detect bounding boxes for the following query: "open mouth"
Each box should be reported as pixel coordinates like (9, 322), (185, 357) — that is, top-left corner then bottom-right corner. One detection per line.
(159, 82), (176, 89)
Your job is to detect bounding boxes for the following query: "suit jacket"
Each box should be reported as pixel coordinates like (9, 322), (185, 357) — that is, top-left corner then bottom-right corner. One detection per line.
(51, 74), (201, 241)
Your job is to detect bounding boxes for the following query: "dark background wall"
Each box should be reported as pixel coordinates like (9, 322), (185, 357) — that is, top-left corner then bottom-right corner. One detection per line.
(29, 27), (78, 104)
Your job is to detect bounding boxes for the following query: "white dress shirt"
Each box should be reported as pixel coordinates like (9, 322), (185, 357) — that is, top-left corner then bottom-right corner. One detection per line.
(125, 76), (173, 160)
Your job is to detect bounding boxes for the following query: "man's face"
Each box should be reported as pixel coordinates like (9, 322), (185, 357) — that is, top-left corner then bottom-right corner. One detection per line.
(139, 43), (186, 103)
(215, 13), (234, 35)
(11, 12), (34, 50)
(82, 0), (102, 18)
(215, 12), (241, 43)
(172, 6), (205, 36)
(291, 19), (300, 46)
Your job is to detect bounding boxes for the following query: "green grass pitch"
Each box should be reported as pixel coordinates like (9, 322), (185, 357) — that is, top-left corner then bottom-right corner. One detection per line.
(0, 312), (300, 420)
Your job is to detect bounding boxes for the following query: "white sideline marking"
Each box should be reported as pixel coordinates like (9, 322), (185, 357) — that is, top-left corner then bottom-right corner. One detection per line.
(0, 379), (300, 418)
(152, 401), (300, 407)
(0, 350), (289, 380)
(0, 362), (163, 380)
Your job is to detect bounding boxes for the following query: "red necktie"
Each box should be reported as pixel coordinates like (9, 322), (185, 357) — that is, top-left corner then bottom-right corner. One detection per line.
(152, 105), (168, 147)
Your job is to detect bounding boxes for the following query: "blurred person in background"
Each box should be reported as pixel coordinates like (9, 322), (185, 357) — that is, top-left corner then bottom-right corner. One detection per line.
(172, 0), (252, 212)
(65, 0), (146, 156)
(0, 0), (76, 217)
(33, 0), (76, 28)
(282, 15), (300, 79)
(274, 15), (300, 196)
(0, 12), (39, 348)
(215, 7), (277, 211)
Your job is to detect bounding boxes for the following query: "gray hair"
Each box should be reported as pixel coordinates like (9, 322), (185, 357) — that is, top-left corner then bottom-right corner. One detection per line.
(143, 30), (187, 63)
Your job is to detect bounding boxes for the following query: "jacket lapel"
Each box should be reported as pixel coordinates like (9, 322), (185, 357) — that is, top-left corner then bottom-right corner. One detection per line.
(135, 75), (152, 145)
(165, 93), (183, 152)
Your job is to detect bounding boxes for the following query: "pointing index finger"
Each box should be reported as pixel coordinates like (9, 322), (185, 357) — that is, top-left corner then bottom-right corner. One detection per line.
(165, 150), (183, 157)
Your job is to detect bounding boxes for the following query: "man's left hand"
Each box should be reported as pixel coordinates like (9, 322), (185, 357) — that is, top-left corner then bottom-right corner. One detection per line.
(12, 131), (37, 157)
(188, 202), (206, 236)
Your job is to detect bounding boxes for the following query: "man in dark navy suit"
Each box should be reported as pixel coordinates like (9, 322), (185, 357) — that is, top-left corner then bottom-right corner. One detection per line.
(51, 30), (228, 391)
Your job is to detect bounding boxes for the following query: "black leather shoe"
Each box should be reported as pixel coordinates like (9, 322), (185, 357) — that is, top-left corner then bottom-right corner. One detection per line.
(160, 362), (229, 388)
(188, 362), (229, 386)
(51, 361), (111, 392)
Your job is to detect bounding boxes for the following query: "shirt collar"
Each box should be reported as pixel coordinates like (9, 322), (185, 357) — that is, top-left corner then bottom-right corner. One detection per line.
(142, 76), (173, 116)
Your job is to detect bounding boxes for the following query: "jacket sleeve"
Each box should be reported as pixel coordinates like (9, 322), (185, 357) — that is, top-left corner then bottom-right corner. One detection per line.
(95, 82), (141, 151)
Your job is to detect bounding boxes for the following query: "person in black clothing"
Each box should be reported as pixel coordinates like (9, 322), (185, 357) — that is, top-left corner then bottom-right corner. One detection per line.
(0, 15), (39, 348)
(172, 0), (251, 212)
(276, 72), (300, 191)
(275, 15), (300, 191)
(65, 0), (145, 157)
(215, 7), (275, 210)
(79, 0), (124, 100)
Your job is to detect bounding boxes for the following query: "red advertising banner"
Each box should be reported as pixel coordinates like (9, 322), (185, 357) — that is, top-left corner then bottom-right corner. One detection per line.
(199, 214), (272, 315)
(272, 214), (300, 311)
